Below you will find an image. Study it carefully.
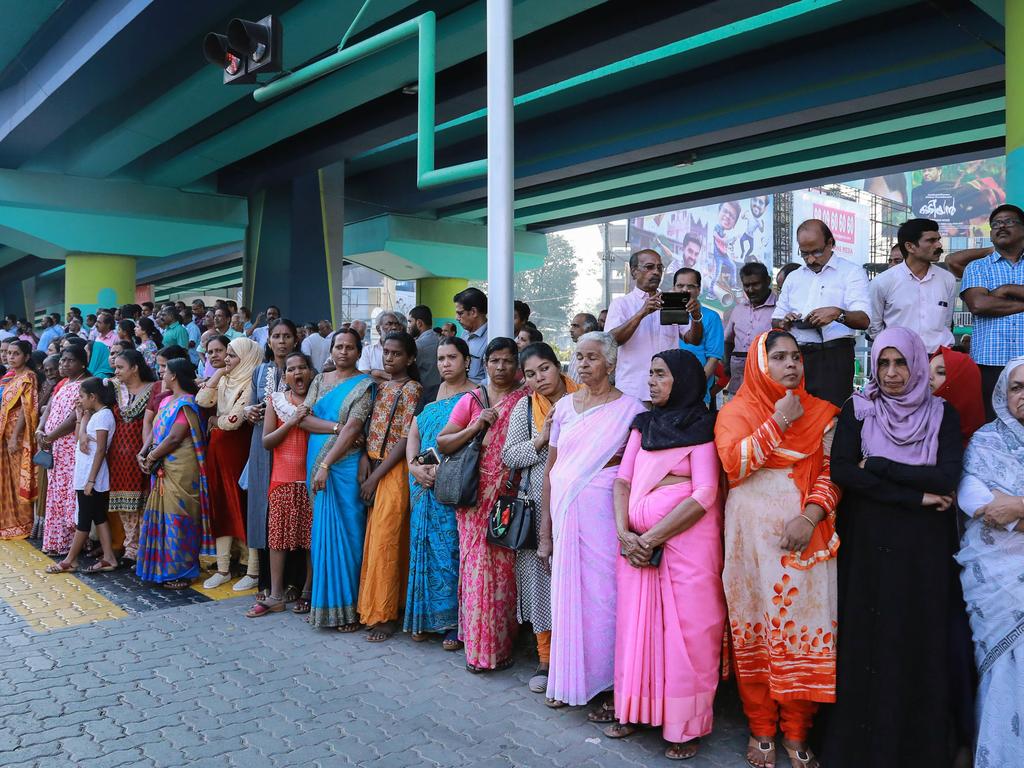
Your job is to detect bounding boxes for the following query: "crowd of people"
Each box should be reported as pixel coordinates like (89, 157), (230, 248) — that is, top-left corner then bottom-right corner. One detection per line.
(1, 205), (1023, 767)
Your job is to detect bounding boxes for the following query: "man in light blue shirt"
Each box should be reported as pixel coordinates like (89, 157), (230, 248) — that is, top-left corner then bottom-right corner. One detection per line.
(960, 203), (1024, 420)
(37, 314), (64, 352)
(455, 287), (489, 384)
(674, 268), (724, 407)
(185, 299), (205, 365)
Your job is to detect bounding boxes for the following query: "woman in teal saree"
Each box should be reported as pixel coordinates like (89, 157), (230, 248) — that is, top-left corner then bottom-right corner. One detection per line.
(305, 329), (374, 630)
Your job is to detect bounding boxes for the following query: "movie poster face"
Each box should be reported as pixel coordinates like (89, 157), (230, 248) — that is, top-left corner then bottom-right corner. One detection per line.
(628, 195), (773, 317)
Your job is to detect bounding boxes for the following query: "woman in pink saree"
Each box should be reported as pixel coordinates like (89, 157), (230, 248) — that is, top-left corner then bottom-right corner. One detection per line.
(540, 332), (646, 712)
(605, 349), (726, 761)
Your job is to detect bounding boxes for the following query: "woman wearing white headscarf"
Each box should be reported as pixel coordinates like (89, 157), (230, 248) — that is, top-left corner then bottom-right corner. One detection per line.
(956, 356), (1024, 768)
(197, 337), (263, 589)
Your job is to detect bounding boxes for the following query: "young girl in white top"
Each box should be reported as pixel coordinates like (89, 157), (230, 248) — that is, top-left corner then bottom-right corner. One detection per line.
(45, 377), (118, 574)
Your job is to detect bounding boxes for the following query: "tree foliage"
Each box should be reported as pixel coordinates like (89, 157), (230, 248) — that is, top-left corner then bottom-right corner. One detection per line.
(515, 233), (578, 341)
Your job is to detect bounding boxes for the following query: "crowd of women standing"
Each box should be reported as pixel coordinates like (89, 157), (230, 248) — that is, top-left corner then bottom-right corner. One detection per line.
(3, 314), (1023, 767)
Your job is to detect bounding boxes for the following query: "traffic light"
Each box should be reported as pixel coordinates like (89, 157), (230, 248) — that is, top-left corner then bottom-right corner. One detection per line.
(203, 15), (282, 85)
(202, 32), (254, 84)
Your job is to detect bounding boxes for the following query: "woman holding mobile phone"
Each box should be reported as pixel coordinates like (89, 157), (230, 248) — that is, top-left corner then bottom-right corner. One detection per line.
(404, 336), (476, 646)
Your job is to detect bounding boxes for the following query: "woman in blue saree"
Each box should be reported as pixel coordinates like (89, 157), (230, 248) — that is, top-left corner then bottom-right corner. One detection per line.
(956, 356), (1024, 767)
(305, 329), (374, 631)
(404, 336), (476, 647)
(137, 358), (214, 589)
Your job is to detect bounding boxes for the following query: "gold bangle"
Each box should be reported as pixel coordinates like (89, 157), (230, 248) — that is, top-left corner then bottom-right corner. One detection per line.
(799, 512), (817, 528)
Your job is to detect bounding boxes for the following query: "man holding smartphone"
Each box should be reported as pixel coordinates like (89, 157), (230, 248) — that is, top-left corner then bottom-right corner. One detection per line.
(606, 249), (703, 404)
(772, 219), (871, 407)
(674, 268), (724, 407)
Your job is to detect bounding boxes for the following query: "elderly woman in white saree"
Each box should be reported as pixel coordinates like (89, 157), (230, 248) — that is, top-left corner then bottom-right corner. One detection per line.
(956, 356), (1024, 767)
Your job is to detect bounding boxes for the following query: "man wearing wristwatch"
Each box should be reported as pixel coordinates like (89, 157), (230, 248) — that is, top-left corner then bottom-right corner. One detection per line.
(772, 219), (871, 407)
(606, 249), (703, 404)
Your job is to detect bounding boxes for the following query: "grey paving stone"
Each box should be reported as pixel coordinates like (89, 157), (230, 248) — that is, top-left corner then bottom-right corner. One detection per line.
(0, 597), (752, 768)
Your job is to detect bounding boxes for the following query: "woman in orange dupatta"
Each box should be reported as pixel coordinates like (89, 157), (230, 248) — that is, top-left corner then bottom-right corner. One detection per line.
(714, 331), (840, 768)
(0, 340), (39, 539)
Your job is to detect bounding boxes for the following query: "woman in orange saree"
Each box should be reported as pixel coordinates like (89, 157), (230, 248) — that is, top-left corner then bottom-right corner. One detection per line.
(0, 340), (39, 539)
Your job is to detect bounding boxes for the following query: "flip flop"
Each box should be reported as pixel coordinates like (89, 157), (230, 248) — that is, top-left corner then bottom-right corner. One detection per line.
(245, 598), (285, 618)
(85, 560), (117, 573)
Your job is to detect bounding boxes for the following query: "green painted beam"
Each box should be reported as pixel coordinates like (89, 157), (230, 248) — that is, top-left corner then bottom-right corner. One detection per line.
(509, 121), (1004, 226)
(146, 0), (603, 188)
(343, 214), (546, 279)
(349, 0), (917, 171)
(448, 95), (1007, 221)
(0, 168), (246, 227)
(0, 205), (245, 259)
(37, 0), (417, 179)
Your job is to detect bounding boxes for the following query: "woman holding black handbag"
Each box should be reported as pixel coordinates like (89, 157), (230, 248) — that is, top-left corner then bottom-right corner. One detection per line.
(437, 337), (526, 673)
(501, 342), (577, 694)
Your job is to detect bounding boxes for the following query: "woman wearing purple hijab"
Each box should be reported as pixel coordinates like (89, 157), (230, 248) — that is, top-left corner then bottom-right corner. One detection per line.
(823, 327), (964, 768)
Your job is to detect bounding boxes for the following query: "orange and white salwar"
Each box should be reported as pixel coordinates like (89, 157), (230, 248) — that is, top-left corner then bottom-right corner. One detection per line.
(714, 332), (840, 741)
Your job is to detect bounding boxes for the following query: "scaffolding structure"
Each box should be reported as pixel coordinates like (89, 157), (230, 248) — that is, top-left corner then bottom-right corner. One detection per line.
(772, 191), (793, 268)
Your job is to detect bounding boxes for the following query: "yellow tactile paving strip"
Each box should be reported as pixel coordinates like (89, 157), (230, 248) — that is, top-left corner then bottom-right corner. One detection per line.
(0, 540), (127, 632)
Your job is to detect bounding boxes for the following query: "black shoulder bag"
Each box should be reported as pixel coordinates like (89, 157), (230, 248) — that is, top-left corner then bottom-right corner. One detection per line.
(487, 398), (538, 551)
(434, 388), (489, 507)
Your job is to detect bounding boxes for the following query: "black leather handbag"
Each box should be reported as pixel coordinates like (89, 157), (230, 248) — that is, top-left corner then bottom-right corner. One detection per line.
(434, 389), (488, 507)
(487, 399), (538, 551)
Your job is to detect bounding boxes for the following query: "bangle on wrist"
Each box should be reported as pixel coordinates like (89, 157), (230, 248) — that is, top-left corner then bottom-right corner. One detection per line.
(776, 411), (792, 428)
(799, 512), (817, 528)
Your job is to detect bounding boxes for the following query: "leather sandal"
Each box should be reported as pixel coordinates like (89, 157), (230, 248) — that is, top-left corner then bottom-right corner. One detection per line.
(781, 741), (819, 768)
(746, 735), (775, 768)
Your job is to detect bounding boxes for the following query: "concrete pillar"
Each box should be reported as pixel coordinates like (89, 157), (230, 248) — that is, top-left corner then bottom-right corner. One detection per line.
(65, 254), (136, 315)
(417, 277), (467, 327)
(1008, 0), (1024, 202)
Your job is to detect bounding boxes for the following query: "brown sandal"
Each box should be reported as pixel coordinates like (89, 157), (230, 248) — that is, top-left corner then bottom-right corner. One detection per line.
(44, 561), (77, 574)
(587, 700), (617, 723)
(746, 735), (776, 768)
(603, 723), (636, 739)
(781, 741), (819, 768)
(665, 739), (699, 760)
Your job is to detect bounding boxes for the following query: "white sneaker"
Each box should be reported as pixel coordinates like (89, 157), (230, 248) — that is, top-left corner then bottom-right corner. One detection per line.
(203, 571), (232, 589)
(233, 574), (259, 591)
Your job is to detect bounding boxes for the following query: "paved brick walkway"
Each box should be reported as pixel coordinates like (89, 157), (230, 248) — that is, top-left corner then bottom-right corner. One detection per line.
(0, 588), (756, 767)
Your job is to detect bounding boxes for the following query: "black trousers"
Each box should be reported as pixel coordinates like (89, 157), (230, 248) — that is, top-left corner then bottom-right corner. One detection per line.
(257, 548), (307, 595)
(76, 490), (109, 532)
(979, 364), (1002, 423)
(800, 339), (855, 408)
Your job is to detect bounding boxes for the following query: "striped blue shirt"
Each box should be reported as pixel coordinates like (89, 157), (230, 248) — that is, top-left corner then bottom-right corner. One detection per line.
(960, 251), (1024, 366)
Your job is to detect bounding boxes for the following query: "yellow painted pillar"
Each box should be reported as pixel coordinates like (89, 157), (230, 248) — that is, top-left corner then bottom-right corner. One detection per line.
(65, 254), (136, 315)
(417, 277), (467, 327)
(1008, 0), (1024, 202)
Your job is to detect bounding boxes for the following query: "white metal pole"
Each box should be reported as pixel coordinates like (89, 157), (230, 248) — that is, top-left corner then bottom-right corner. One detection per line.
(486, 0), (514, 340)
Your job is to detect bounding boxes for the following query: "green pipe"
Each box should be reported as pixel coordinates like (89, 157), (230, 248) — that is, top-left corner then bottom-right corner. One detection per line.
(254, 11), (483, 190)
(253, 0), (846, 192)
(338, 0), (374, 51)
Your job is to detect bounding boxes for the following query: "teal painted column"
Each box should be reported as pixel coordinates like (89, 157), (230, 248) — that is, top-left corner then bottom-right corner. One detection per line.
(1008, 0), (1023, 202)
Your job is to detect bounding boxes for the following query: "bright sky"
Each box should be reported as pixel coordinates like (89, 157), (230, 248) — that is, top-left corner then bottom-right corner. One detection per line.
(552, 222), (614, 314)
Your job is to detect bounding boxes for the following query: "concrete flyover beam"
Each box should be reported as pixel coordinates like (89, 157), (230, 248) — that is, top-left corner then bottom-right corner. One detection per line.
(343, 214), (546, 281)
(0, 168), (247, 259)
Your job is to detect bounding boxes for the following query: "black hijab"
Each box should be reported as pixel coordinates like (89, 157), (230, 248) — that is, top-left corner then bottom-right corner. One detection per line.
(631, 348), (716, 450)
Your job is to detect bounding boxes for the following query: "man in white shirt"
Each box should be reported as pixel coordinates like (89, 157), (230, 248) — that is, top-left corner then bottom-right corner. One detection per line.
(358, 310), (403, 383)
(869, 218), (956, 353)
(773, 219), (871, 407)
(249, 305), (281, 347)
(606, 249), (703, 403)
(301, 319), (333, 372)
